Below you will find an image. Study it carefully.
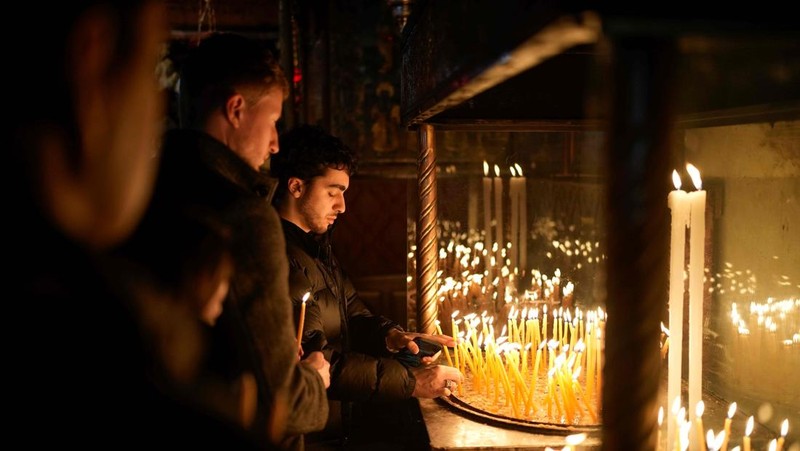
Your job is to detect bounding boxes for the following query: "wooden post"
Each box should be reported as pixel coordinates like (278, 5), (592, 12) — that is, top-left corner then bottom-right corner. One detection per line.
(416, 124), (439, 335)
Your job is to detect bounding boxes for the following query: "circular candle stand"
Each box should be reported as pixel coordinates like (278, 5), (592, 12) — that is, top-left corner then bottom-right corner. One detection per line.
(437, 393), (602, 436)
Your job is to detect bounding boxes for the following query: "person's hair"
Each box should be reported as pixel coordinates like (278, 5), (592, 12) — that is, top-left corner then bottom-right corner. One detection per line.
(125, 211), (233, 314)
(178, 32), (289, 129)
(270, 124), (359, 205)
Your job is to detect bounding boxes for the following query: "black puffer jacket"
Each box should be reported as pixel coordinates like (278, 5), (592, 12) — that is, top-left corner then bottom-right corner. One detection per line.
(281, 219), (416, 402)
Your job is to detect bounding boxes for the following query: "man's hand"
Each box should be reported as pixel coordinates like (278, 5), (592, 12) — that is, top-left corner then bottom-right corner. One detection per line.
(301, 351), (330, 388)
(386, 329), (456, 365)
(410, 364), (463, 398)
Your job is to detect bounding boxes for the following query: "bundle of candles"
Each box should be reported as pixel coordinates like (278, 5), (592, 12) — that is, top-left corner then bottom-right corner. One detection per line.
(434, 304), (606, 426)
(657, 399), (791, 451)
(408, 219), (604, 426)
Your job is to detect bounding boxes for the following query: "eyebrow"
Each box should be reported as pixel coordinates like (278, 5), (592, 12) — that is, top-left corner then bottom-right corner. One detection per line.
(328, 184), (347, 192)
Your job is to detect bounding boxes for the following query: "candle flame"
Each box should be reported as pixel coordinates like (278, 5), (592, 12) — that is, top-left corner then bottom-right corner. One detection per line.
(658, 406), (664, 425)
(686, 163), (702, 190)
(514, 163), (523, 177)
(709, 429), (725, 451)
(745, 416), (754, 436)
(483, 161), (489, 176)
(494, 164), (500, 177)
(510, 165), (517, 177)
(672, 396), (682, 414)
(768, 439), (777, 451)
(727, 402), (737, 419)
(565, 433), (587, 446)
(780, 418), (788, 436)
(696, 400), (705, 418)
(302, 291), (311, 303)
(672, 170), (682, 190)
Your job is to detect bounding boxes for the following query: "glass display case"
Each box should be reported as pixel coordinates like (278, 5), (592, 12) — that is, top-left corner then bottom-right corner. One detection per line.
(401, 2), (799, 449)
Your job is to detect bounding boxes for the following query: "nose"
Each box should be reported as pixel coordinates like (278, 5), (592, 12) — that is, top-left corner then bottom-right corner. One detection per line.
(268, 127), (279, 155)
(267, 134), (280, 155)
(334, 193), (346, 214)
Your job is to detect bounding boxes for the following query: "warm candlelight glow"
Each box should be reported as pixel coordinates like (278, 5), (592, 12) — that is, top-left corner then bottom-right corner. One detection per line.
(565, 433), (587, 446)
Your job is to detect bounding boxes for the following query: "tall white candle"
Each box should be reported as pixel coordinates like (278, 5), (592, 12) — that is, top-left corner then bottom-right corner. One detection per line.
(493, 164), (504, 266)
(686, 163), (706, 420)
(483, 162), (493, 280)
(667, 169), (689, 451)
(516, 163), (527, 278)
(509, 166), (520, 272)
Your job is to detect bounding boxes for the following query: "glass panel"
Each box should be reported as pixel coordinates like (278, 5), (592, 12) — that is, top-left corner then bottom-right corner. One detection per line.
(406, 122), (799, 449)
(408, 129), (608, 433)
(685, 120), (800, 449)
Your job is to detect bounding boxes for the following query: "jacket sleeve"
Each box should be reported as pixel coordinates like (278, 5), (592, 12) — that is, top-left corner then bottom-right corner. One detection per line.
(236, 201), (328, 436)
(328, 352), (415, 402)
(340, 270), (402, 357)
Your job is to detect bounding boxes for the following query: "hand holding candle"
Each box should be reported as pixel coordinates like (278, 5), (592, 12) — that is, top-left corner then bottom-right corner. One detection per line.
(297, 291), (311, 345)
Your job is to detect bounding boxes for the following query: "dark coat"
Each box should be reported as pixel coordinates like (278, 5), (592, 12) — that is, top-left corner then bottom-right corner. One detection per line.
(281, 219), (416, 403)
(135, 129), (328, 445)
(12, 206), (265, 449)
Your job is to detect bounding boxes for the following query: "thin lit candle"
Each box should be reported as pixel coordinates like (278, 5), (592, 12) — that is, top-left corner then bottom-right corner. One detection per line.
(667, 168), (689, 450)
(296, 291), (311, 344)
(515, 163), (527, 276)
(695, 401), (707, 451)
(720, 402), (736, 451)
(743, 416), (754, 451)
(483, 161), (493, 279)
(776, 419), (788, 451)
(493, 164), (504, 265)
(686, 163), (706, 414)
(509, 165), (520, 271)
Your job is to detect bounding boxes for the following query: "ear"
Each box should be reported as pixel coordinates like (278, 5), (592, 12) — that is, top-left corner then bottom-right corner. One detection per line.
(225, 93), (246, 128)
(287, 177), (304, 199)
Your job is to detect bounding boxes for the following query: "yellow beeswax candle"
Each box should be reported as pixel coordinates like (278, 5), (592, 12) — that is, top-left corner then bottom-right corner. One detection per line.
(743, 416), (754, 451)
(776, 419), (788, 451)
(720, 402), (736, 451)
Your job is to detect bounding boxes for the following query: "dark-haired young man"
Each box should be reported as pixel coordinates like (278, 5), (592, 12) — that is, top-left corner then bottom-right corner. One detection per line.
(271, 124), (462, 448)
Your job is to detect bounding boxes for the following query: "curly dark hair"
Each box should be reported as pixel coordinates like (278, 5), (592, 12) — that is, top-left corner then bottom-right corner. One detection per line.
(271, 124), (358, 205)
